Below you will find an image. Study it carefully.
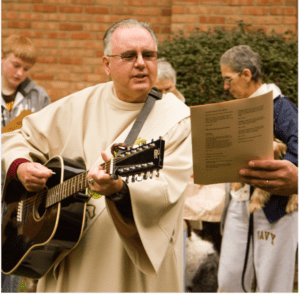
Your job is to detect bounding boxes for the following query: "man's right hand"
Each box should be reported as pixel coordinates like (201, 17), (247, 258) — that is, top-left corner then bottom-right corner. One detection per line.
(17, 162), (53, 192)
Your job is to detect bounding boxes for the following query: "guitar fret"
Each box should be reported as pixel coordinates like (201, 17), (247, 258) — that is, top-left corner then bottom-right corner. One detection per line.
(67, 179), (70, 198)
(72, 177), (76, 195)
(65, 181), (69, 198)
(78, 174), (82, 191)
(57, 186), (60, 203)
(63, 183), (66, 199)
(55, 186), (59, 204)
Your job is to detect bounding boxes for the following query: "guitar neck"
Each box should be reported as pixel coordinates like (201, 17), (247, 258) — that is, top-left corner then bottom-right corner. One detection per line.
(45, 161), (109, 208)
(45, 138), (165, 208)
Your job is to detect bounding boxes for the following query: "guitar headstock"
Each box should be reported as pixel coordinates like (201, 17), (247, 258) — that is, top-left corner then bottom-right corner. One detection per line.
(111, 137), (165, 182)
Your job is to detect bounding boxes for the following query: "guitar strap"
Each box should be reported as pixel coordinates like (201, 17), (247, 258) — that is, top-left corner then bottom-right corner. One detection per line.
(117, 87), (162, 154)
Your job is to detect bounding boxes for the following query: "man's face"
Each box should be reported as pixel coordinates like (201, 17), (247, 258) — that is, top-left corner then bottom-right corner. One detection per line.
(154, 79), (176, 94)
(2, 53), (33, 90)
(103, 27), (157, 103)
(221, 65), (249, 99)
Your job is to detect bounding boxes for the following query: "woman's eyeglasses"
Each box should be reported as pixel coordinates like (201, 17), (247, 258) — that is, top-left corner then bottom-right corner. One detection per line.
(223, 72), (241, 85)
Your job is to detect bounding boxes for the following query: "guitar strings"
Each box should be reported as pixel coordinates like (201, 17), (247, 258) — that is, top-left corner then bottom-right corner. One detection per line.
(20, 163), (102, 209)
(18, 146), (157, 210)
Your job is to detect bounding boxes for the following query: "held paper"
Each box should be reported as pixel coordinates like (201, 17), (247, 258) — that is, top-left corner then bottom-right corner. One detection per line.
(191, 91), (274, 185)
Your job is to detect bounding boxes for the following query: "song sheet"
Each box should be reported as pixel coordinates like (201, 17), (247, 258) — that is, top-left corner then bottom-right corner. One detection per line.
(191, 91), (274, 185)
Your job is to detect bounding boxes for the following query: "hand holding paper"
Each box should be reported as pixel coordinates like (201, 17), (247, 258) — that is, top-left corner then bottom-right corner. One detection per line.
(191, 91), (274, 185)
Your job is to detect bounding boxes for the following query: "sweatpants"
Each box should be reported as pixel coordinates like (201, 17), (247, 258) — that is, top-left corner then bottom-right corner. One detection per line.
(218, 198), (298, 292)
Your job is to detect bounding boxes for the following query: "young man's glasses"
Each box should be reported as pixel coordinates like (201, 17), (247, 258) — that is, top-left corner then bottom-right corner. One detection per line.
(107, 50), (158, 62)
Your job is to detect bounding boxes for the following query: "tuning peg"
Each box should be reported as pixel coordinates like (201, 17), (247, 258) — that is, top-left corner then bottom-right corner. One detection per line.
(143, 173), (148, 180)
(156, 170), (160, 177)
(125, 177), (129, 183)
(131, 176), (135, 183)
(136, 174), (143, 182)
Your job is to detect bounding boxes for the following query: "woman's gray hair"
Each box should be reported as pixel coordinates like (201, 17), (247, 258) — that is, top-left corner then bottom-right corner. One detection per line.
(220, 45), (262, 82)
(103, 19), (158, 55)
(157, 58), (177, 85)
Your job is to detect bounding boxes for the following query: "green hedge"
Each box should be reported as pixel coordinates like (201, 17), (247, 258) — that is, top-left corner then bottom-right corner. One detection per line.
(158, 21), (298, 106)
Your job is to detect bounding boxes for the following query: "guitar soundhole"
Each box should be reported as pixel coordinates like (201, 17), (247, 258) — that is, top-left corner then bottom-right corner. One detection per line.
(33, 188), (48, 221)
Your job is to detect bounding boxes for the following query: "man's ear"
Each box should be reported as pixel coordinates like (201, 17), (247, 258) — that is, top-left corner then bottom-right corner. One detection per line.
(102, 56), (111, 76)
(241, 68), (252, 82)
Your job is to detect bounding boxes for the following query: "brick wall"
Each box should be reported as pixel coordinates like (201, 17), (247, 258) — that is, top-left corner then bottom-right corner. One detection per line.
(2, 0), (297, 102)
(171, 0), (297, 35)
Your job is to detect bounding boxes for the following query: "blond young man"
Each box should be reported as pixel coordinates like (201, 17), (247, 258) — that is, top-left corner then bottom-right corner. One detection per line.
(1, 35), (50, 129)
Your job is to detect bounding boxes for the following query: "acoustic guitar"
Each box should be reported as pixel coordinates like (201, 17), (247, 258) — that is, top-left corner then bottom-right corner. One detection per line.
(2, 138), (165, 279)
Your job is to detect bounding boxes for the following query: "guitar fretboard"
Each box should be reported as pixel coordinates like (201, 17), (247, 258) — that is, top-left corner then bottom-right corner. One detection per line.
(45, 161), (110, 208)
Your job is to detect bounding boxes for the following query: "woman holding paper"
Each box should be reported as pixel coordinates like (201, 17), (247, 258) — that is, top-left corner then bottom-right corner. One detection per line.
(217, 45), (298, 292)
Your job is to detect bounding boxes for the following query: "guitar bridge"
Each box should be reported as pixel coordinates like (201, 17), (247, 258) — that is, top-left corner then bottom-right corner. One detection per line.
(17, 200), (24, 222)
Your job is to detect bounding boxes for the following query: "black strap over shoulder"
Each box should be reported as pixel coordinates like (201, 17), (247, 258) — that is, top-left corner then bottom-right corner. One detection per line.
(148, 87), (163, 100)
(122, 87), (162, 147)
(113, 87), (161, 163)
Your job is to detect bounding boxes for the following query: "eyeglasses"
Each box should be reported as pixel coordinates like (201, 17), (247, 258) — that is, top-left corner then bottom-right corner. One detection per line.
(107, 50), (158, 62)
(223, 72), (241, 85)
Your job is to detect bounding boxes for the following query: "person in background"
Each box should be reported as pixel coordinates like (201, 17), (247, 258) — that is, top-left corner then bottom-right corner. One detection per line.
(1, 35), (50, 130)
(154, 58), (185, 103)
(1, 35), (51, 293)
(2, 19), (192, 292)
(218, 45), (298, 292)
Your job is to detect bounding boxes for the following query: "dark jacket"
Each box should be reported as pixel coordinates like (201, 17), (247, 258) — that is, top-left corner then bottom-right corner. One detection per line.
(263, 95), (298, 223)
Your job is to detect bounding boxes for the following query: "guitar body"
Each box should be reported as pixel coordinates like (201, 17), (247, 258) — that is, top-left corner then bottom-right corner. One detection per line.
(2, 137), (165, 279)
(2, 156), (88, 279)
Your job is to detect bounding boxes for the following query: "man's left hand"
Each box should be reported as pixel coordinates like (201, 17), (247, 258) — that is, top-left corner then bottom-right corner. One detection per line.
(239, 159), (298, 196)
(87, 151), (123, 196)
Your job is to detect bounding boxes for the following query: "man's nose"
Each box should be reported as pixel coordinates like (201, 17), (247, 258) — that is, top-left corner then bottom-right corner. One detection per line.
(134, 54), (146, 67)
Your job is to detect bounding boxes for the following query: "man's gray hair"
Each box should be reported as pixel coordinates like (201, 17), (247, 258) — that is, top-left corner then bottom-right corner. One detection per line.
(220, 45), (262, 82)
(103, 19), (158, 55)
(157, 58), (177, 85)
